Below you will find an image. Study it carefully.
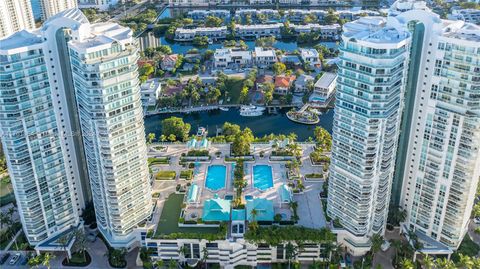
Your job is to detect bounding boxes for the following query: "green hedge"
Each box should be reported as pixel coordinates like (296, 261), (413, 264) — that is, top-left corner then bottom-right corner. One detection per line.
(155, 171), (176, 180)
(147, 157), (169, 166)
(179, 170), (193, 180)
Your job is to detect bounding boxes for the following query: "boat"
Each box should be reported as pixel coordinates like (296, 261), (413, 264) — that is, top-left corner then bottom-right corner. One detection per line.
(239, 105), (265, 117)
(219, 107), (229, 112)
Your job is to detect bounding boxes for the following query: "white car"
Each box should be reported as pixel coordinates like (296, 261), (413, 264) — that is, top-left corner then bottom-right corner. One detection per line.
(9, 253), (20, 265)
(474, 217), (480, 224)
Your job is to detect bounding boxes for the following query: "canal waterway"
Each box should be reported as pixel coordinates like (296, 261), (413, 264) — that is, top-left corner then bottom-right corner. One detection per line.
(144, 108), (334, 141)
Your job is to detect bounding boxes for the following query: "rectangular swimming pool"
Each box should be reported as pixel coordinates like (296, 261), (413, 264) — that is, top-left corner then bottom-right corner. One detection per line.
(205, 165), (226, 191)
(253, 165), (273, 191)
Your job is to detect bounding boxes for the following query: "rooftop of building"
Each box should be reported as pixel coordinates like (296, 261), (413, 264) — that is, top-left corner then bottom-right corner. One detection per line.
(275, 75), (296, 88)
(254, 47), (276, 58)
(175, 26), (227, 34)
(214, 48), (252, 57)
(235, 23), (283, 30)
(389, 0), (431, 16)
(314, 72), (337, 89)
(141, 78), (161, 92)
(0, 30), (42, 51)
(300, 48), (320, 57)
(342, 17), (410, 44)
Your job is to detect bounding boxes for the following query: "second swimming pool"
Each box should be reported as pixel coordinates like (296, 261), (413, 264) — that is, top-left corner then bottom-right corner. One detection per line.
(253, 165), (274, 191)
(205, 165), (226, 191)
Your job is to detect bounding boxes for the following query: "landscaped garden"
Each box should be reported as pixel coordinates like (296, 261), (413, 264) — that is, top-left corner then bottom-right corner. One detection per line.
(147, 157), (170, 166)
(153, 194), (226, 240)
(179, 170), (194, 180)
(155, 170), (176, 180)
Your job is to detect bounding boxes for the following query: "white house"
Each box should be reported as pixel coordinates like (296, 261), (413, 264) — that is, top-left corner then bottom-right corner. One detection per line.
(294, 74), (314, 93)
(300, 48), (321, 67)
(174, 26), (228, 41)
(254, 47), (277, 68)
(214, 48), (253, 68)
(235, 23), (283, 38)
(309, 72), (336, 105)
(141, 79), (162, 107)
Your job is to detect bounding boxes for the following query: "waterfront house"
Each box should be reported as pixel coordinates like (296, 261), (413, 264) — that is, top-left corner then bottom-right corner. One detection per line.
(235, 23), (283, 38)
(248, 0), (274, 4)
(174, 26), (228, 41)
(140, 78), (161, 107)
(290, 23), (341, 40)
(161, 54), (179, 71)
(274, 75), (296, 95)
(187, 9), (230, 20)
(309, 72), (336, 106)
(254, 47), (277, 68)
(300, 48), (321, 67)
(255, 75), (274, 91)
(213, 48), (253, 68)
(294, 74), (314, 93)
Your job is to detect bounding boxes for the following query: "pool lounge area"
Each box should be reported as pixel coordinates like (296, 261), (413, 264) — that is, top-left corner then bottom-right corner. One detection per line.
(205, 165), (227, 191)
(252, 165), (274, 191)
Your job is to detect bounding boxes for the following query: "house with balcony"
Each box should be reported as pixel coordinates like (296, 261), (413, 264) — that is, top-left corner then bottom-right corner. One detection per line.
(187, 9), (231, 21)
(253, 47), (277, 68)
(213, 48), (253, 68)
(300, 48), (321, 67)
(294, 74), (314, 93)
(174, 27), (228, 41)
(274, 75), (296, 95)
(161, 54), (179, 71)
(140, 78), (162, 107)
(235, 23), (283, 38)
(290, 23), (341, 40)
(309, 72), (336, 106)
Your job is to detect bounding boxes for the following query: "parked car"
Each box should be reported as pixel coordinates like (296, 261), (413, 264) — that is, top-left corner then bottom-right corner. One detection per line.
(9, 253), (21, 265)
(0, 253), (10, 265)
(474, 217), (480, 224)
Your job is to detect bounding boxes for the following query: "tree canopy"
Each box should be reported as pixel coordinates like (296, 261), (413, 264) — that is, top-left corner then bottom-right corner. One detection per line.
(161, 117), (191, 142)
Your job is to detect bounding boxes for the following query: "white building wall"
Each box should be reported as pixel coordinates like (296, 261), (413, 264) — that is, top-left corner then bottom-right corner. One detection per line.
(69, 22), (152, 248)
(0, 0), (35, 38)
(40, 0), (77, 20)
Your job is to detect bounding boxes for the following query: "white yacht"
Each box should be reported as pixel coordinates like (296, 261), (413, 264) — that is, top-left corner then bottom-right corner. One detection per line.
(239, 105), (265, 117)
(219, 107), (229, 112)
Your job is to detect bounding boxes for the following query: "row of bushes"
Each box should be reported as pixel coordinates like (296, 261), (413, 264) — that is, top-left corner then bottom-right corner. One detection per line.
(179, 170), (193, 180)
(147, 157), (169, 166)
(155, 171), (176, 180)
(185, 150), (209, 157)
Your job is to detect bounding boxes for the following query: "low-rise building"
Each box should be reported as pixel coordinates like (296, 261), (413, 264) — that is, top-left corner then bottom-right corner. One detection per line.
(78, 0), (119, 10)
(187, 9), (230, 20)
(290, 24), (341, 40)
(141, 79), (162, 107)
(248, 0), (274, 4)
(300, 48), (321, 67)
(280, 54), (302, 66)
(256, 75), (274, 91)
(294, 74), (314, 93)
(309, 72), (336, 105)
(254, 47), (277, 68)
(448, 9), (480, 24)
(161, 54), (179, 71)
(274, 75), (296, 95)
(235, 23), (283, 38)
(214, 48), (253, 68)
(174, 26), (228, 41)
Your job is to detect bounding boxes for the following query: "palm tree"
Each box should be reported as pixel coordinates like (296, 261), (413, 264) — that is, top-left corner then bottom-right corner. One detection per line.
(370, 233), (383, 260)
(458, 254), (474, 269)
(58, 234), (71, 264)
(155, 259), (164, 269)
(399, 258), (414, 269)
(178, 245), (188, 261)
(201, 247), (209, 269)
(435, 257), (456, 269)
(390, 239), (402, 264)
(42, 253), (55, 269)
(168, 259), (177, 269)
(422, 254), (435, 269)
(73, 229), (88, 262)
(285, 242), (299, 269)
(249, 209), (259, 231)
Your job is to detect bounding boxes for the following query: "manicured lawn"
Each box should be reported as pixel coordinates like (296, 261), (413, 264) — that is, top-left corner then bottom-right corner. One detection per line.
(225, 78), (245, 104)
(154, 194), (219, 237)
(179, 170), (193, 180)
(0, 176), (12, 197)
(147, 157), (169, 166)
(155, 170), (176, 180)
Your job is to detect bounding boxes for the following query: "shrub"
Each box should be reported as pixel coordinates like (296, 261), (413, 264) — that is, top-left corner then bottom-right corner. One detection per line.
(155, 171), (176, 180)
(179, 170), (193, 180)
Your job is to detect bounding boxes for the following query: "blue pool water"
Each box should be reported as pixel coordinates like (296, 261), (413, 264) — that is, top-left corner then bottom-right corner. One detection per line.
(253, 165), (274, 191)
(205, 165), (226, 191)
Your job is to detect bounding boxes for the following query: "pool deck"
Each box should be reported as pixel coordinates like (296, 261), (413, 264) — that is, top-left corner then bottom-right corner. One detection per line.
(147, 142), (327, 230)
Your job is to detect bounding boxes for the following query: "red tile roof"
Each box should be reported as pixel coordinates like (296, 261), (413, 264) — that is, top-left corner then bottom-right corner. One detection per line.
(275, 75), (296, 88)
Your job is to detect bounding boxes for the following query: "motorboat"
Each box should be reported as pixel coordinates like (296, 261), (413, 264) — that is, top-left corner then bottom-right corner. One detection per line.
(239, 105), (265, 117)
(219, 107), (229, 112)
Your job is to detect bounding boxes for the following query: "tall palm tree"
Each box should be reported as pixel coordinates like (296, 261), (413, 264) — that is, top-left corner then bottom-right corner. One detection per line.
(178, 245), (188, 261)
(285, 242), (298, 269)
(58, 234), (71, 264)
(249, 209), (259, 231)
(399, 258), (414, 269)
(458, 253), (474, 269)
(42, 253), (55, 269)
(201, 247), (209, 269)
(390, 239), (402, 265)
(435, 257), (456, 269)
(370, 233), (383, 260)
(73, 229), (88, 262)
(421, 254), (435, 269)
